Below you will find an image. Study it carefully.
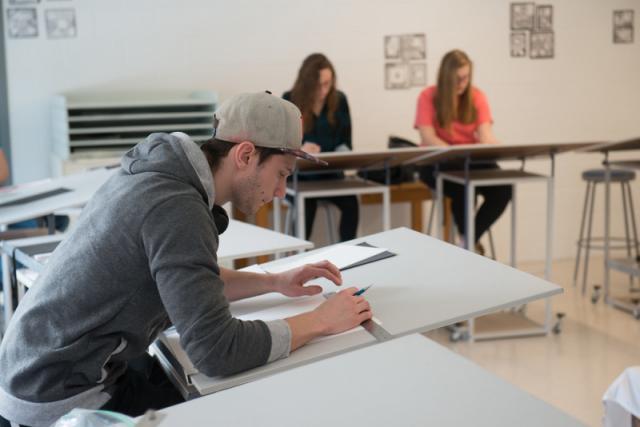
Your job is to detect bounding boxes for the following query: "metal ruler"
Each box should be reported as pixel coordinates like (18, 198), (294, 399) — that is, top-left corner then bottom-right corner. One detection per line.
(323, 292), (392, 342)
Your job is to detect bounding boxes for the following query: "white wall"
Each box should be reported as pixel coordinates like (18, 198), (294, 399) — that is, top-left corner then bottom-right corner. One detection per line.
(3, 0), (640, 263)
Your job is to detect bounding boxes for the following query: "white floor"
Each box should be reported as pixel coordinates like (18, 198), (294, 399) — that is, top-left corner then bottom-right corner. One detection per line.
(425, 256), (640, 427)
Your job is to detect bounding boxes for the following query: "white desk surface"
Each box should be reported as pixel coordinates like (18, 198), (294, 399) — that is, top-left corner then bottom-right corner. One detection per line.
(182, 227), (561, 395)
(218, 220), (312, 261)
(158, 334), (585, 427)
(296, 146), (437, 172)
(3, 219), (311, 272)
(410, 141), (599, 166)
(246, 227), (562, 337)
(581, 136), (640, 153)
(0, 168), (115, 226)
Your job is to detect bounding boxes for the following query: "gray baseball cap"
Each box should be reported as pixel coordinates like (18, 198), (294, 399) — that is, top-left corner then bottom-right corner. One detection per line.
(212, 91), (327, 165)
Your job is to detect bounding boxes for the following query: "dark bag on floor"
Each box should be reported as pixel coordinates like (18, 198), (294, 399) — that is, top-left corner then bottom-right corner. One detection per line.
(357, 136), (418, 184)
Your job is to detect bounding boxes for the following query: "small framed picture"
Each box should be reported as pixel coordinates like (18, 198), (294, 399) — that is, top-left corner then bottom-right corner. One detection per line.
(535, 5), (554, 31)
(511, 2), (535, 30)
(613, 10), (634, 44)
(510, 32), (528, 57)
(384, 35), (402, 60)
(402, 33), (426, 61)
(45, 8), (77, 38)
(530, 31), (554, 59)
(385, 63), (410, 90)
(7, 8), (38, 38)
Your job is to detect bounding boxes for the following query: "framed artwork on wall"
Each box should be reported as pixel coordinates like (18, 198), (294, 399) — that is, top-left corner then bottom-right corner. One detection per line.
(6, 8), (38, 38)
(530, 31), (554, 59)
(613, 10), (634, 44)
(511, 2), (535, 30)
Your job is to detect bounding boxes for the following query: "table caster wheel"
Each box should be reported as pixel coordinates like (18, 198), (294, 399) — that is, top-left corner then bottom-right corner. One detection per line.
(553, 312), (565, 334)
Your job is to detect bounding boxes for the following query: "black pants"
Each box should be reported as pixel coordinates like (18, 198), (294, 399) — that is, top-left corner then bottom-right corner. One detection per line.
(287, 194), (359, 241)
(419, 163), (512, 243)
(100, 353), (185, 416)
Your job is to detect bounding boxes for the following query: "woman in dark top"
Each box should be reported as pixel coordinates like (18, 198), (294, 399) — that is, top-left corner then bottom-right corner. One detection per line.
(283, 53), (358, 241)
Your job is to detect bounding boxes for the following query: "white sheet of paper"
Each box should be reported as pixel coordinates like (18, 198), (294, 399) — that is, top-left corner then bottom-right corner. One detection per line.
(261, 244), (387, 274)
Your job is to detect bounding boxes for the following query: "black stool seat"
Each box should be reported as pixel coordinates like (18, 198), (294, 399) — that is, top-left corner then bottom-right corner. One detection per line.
(582, 169), (635, 183)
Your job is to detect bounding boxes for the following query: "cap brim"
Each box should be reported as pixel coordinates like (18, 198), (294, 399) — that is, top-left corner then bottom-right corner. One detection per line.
(281, 148), (328, 166)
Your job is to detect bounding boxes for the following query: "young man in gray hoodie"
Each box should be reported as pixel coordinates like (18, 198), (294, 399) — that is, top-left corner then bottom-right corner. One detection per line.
(0, 92), (372, 426)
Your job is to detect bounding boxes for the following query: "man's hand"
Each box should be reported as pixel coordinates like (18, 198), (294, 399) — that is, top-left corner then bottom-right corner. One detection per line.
(313, 287), (373, 335)
(273, 260), (342, 297)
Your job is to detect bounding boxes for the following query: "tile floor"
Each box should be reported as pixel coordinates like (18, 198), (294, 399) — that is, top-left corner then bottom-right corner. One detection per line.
(425, 256), (640, 427)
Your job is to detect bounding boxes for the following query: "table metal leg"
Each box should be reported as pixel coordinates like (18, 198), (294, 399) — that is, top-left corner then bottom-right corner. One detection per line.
(382, 188), (391, 230)
(296, 195), (306, 241)
(545, 175), (555, 281)
(2, 252), (12, 331)
(437, 175), (444, 240)
(273, 198), (282, 233)
(604, 161), (611, 302)
(466, 183), (474, 251)
(511, 185), (517, 268)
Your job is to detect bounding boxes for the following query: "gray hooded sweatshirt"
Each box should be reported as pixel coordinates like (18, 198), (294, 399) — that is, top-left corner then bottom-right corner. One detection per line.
(0, 133), (290, 426)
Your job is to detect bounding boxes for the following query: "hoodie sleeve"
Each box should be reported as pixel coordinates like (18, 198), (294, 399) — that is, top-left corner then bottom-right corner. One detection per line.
(141, 195), (272, 377)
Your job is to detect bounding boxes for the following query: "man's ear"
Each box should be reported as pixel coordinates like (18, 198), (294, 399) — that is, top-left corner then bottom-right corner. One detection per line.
(233, 141), (256, 169)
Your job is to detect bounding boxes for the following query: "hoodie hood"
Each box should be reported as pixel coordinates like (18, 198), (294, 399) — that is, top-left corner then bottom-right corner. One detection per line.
(121, 132), (216, 210)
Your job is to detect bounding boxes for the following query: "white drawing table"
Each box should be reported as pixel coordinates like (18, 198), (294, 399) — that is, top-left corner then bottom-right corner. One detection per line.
(3, 220), (312, 302)
(157, 334), (586, 427)
(0, 167), (115, 327)
(274, 147), (437, 239)
(582, 137), (640, 318)
(155, 227), (562, 398)
(408, 141), (598, 340)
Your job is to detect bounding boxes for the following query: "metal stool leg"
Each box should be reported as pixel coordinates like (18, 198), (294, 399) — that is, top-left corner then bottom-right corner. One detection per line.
(625, 182), (640, 291)
(573, 180), (592, 287)
(582, 181), (597, 295)
(621, 182), (634, 288)
(625, 182), (640, 261)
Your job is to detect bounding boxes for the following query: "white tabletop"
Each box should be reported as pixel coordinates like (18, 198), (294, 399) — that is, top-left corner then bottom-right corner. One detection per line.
(158, 334), (585, 427)
(296, 146), (437, 172)
(410, 141), (599, 166)
(178, 227), (561, 395)
(581, 136), (640, 153)
(0, 168), (115, 226)
(254, 227), (562, 337)
(3, 219), (311, 273)
(218, 220), (312, 261)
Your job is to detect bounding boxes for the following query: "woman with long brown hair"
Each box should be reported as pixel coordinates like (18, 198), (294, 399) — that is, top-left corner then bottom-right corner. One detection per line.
(414, 49), (511, 252)
(283, 53), (358, 241)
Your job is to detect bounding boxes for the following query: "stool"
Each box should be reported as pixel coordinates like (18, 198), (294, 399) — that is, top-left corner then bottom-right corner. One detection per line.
(573, 168), (640, 294)
(284, 199), (339, 244)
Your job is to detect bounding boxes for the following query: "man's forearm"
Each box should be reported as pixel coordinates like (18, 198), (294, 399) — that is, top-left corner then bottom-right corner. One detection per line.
(220, 267), (277, 301)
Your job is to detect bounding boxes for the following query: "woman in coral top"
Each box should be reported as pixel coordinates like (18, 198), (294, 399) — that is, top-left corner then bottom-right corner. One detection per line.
(414, 49), (511, 253)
